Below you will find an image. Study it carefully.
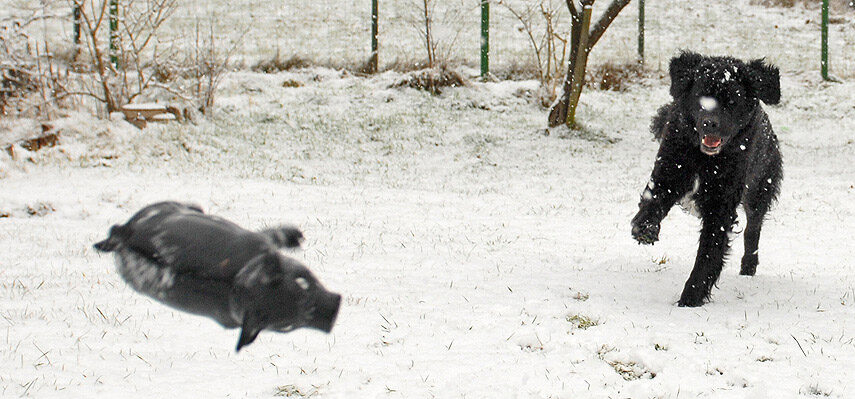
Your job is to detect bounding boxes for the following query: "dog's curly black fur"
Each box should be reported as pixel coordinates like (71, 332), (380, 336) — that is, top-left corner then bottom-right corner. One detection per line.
(631, 51), (783, 307)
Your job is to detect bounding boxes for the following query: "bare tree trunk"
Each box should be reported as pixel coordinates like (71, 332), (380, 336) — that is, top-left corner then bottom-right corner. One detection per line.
(548, 0), (631, 128)
(548, 0), (581, 127)
(564, 3), (592, 128)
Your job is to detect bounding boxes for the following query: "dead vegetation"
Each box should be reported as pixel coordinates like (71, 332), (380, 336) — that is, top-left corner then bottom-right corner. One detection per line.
(392, 65), (468, 95)
(4, 124), (60, 156)
(0, 21), (65, 119)
(566, 314), (599, 330)
(252, 52), (311, 73)
(497, 0), (569, 106)
(585, 61), (645, 92)
(751, 0), (854, 13)
(1, 0), (240, 124)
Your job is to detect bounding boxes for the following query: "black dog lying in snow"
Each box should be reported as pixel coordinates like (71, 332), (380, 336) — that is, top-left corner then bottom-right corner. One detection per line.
(94, 202), (341, 351)
(631, 51), (783, 307)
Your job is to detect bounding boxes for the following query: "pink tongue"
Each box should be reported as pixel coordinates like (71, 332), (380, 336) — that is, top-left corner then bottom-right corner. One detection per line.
(703, 135), (722, 148)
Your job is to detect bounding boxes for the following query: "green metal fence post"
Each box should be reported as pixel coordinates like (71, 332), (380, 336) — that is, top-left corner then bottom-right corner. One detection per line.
(480, 0), (489, 78)
(109, 0), (119, 69)
(370, 0), (379, 73)
(638, 0), (645, 64)
(73, 6), (81, 45)
(821, 0), (829, 80)
(72, 5), (81, 61)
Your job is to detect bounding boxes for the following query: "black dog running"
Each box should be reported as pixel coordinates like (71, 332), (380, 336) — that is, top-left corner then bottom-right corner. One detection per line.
(632, 51), (783, 307)
(94, 201), (341, 351)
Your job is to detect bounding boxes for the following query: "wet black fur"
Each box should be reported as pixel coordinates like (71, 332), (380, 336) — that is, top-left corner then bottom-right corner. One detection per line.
(94, 201), (339, 351)
(631, 51), (783, 307)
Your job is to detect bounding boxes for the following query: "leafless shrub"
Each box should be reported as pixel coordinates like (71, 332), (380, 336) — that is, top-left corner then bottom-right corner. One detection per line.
(54, 1), (239, 118)
(69, 0), (180, 113)
(407, 0), (468, 69)
(0, 21), (67, 119)
(183, 20), (246, 114)
(498, 0), (569, 106)
(0, 23), (38, 115)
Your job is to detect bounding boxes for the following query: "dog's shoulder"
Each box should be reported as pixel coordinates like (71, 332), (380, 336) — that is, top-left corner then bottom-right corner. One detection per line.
(651, 102), (681, 142)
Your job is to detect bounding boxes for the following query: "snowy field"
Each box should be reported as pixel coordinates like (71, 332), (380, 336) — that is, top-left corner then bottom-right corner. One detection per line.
(3, 68), (855, 397)
(3, 1), (855, 399)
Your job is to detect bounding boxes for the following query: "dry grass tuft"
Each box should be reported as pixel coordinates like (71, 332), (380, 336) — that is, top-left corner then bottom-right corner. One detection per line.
(566, 314), (599, 330)
(586, 62), (645, 92)
(751, 0), (854, 13)
(281, 79), (304, 88)
(392, 65), (468, 95)
(492, 60), (541, 81)
(252, 52), (311, 73)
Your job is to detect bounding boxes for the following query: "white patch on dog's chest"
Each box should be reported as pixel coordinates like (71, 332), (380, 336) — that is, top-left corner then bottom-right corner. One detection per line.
(700, 97), (718, 111)
(115, 248), (175, 296)
(679, 176), (702, 217)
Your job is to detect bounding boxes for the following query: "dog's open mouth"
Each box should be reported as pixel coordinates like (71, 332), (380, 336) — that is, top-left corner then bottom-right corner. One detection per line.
(701, 135), (723, 155)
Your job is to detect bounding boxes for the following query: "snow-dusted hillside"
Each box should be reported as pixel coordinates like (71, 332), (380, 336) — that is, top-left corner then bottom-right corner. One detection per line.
(2, 1), (855, 398)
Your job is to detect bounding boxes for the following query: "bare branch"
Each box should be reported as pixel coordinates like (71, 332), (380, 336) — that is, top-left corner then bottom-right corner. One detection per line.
(56, 90), (106, 103)
(566, 0), (578, 17)
(587, 0), (630, 50)
(149, 82), (194, 102)
(499, 1), (544, 81)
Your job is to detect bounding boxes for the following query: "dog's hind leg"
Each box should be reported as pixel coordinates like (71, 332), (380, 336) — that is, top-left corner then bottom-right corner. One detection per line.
(740, 208), (763, 276)
(740, 178), (776, 276)
(740, 151), (782, 276)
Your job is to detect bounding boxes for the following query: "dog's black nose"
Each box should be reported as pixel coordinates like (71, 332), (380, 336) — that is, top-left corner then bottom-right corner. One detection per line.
(700, 117), (719, 130)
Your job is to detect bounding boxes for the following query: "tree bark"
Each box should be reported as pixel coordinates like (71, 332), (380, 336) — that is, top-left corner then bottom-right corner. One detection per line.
(548, 4), (581, 127)
(564, 3), (593, 128)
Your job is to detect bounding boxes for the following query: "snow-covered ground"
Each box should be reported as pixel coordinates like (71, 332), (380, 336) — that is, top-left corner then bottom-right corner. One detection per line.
(2, 66), (854, 397)
(2, 1), (855, 398)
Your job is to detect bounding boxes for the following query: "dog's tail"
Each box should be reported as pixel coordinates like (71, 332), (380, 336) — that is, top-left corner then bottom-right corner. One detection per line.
(93, 224), (128, 252)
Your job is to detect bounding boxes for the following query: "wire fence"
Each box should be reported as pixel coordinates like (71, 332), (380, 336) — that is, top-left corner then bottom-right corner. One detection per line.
(2, 0), (854, 78)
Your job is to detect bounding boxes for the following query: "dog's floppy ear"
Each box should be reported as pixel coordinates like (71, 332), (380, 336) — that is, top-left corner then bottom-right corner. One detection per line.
(669, 51), (704, 98)
(745, 59), (780, 105)
(235, 252), (284, 287)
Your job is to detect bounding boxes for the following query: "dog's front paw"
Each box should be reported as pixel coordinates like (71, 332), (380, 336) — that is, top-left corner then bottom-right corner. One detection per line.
(678, 288), (707, 307)
(631, 219), (660, 245)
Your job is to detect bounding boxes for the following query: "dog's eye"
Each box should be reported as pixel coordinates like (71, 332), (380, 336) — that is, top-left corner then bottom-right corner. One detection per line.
(295, 277), (310, 290)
